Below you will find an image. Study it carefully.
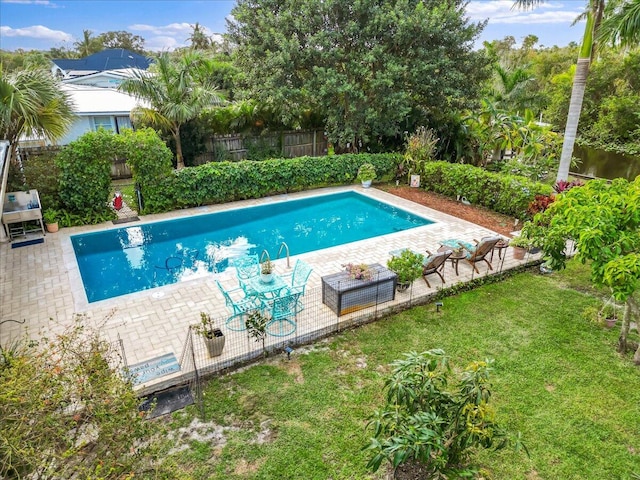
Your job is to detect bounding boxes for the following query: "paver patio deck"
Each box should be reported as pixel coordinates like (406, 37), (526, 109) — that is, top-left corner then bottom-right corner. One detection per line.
(0, 186), (540, 394)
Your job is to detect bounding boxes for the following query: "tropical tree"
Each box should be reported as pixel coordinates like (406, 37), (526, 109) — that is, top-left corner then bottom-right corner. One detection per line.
(189, 22), (212, 50)
(0, 67), (75, 159)
(73, 29), (102, 57)
(119, 51), (224, 169)
(488, 63), (536, 113)
(228, 0), (489, 152)
(519, 177), (640, 363)
(96, 30), (146, 53)
(600, 0), (640, 47)
(364, 349), (525, 476)
(516, 0), (640, 181)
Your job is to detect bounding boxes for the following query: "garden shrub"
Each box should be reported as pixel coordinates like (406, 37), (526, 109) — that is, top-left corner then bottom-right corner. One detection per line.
(364, 349), (525, 477)
(56, 129), (117, 215)
(420, 161), (552, 220)
(0, 319), (165, 479)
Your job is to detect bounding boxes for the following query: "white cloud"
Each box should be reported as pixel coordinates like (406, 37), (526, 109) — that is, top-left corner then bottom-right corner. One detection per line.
(145, 35), (180, 52)
(0, 25), (72, 42)
(129, 22), (224, 51)
(129, 22), (194, 36)
(466, 1), (583, 25)
(2, 0), (61, 7)
(490, 11), (579, 25)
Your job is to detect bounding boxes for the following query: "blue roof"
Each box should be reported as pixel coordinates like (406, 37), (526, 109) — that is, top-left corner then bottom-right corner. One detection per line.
(52, 49), (152, 72)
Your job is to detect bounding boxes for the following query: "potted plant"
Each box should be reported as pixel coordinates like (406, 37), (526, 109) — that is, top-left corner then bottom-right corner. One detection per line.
(598, 302), (619, 328)
(342, 262), (373, 281)
(260, 257), (274, 283)
(192, 312), (225, 357)
(356, 163), (377, 188)
(43, 209), (59, 233)
(509, 235), (533, 260)
(387, 250), (425, 292)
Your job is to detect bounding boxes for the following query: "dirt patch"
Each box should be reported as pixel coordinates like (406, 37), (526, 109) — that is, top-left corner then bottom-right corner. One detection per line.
(378, 185), (519, 238)
(234, 457), (265, 475)
(283, 360), (305, 384)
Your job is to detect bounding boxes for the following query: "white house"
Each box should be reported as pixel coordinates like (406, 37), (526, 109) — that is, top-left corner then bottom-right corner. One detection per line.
(54, 84), (147, 145)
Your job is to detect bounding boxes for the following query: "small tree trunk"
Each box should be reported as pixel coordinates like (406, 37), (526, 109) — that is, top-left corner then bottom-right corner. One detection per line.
(617, 299), (632, 353)
(619, 296), (640, 356)
(174, 127), (185, 170)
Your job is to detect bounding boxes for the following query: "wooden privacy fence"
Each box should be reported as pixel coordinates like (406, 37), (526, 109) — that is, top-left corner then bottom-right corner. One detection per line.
(18, 145), (132, 179)
(18, 128), (328, 177)
(195, 129), (328, 163)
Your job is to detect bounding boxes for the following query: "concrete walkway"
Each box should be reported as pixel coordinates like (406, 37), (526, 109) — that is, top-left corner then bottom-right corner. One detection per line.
(0, 186), (541, 393)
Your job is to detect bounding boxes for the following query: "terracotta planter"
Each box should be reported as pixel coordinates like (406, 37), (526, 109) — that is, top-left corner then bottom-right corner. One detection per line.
(46, 222), (59, 233)
(512, 246), (527, 260)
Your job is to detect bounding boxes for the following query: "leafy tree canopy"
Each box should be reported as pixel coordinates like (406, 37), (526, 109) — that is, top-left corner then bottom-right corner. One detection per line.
(119, 51), (224, 169)
(520, 177), (640, 362)
(0, 67), (75, 158)
(227, 0), (489, 151)
(96, 30), (146, 53)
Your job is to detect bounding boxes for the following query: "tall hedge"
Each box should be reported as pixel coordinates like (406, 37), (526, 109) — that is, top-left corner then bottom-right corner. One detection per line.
(56, 129), (118, 215)
(419, 161), (552, 220)
(136, 153), (399, 213)
(120, 128), (175, 213)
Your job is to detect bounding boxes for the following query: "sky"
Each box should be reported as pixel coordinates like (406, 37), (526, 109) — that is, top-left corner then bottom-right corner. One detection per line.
(0, 0), (586, 53)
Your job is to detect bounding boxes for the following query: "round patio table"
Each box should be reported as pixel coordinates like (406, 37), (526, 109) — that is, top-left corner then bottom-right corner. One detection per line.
(438, 246), (466, 276)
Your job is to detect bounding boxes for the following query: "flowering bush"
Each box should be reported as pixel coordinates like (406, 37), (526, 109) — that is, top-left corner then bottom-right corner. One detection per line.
(553, 179), (584, 194)
(342, 263), (373, 281)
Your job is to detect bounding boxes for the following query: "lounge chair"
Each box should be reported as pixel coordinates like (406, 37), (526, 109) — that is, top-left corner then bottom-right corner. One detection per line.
(422, 249), (452, 288)
(457, 236), (501, 273)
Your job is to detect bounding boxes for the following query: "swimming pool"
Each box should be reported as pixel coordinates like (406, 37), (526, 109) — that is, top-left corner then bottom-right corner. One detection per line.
(71, 191), (433, 302)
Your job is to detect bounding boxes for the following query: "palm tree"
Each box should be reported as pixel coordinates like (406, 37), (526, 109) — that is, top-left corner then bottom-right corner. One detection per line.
(73, 30), (102, 57)
(189, 23), (212, 50)
(489, 63), (535, 113)
(119, 51), (224, 169)
(0, 66), (75, 159)
(515, 0), (640, 181)
(515, 0), (606, 182)
(600, 0), (640, 47)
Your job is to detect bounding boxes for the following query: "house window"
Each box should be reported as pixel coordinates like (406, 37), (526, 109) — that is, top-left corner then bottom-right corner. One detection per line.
(93, 116), (114, 131)
(115, 116), (132, 133)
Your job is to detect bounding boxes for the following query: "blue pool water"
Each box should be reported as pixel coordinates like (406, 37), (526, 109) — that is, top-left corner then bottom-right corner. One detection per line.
(71, 191), (433, 302)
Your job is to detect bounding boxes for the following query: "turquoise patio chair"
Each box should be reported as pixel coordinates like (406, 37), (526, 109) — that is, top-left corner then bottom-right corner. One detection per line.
(232, 254), (260, 293)
(281, 259), (312, 310)
(260, 290), (300, 337)
(215, 279), (263, 331)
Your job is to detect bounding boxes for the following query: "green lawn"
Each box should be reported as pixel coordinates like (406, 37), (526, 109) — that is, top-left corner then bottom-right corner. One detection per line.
(158, 263), (640, 479)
